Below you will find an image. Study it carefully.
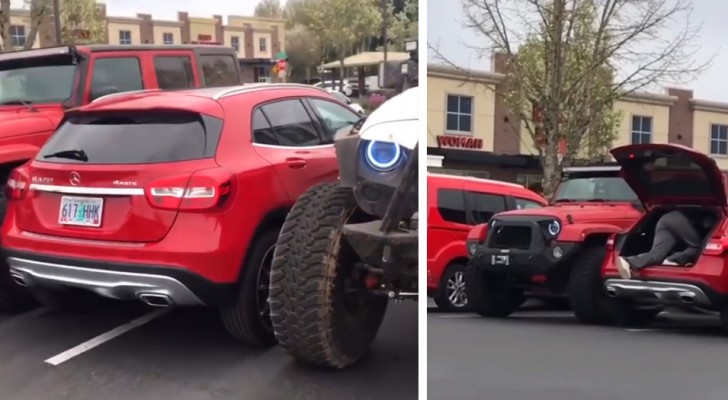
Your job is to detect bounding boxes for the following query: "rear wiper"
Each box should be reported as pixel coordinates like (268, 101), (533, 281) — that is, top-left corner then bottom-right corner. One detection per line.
(585, 199), (608, 202)
(553, 198), (576, 203)
(43, 149), (88, 162)
(1, 99), (36, 112)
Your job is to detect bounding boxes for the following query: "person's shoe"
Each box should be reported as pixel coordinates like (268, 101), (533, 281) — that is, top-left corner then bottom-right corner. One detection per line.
(615, 256), (631, 279)
(663, 259), (679, 266)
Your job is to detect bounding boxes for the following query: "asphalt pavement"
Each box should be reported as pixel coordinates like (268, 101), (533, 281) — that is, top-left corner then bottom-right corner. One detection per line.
(428, 300), (728, 400)
(0, 298), (418, 400)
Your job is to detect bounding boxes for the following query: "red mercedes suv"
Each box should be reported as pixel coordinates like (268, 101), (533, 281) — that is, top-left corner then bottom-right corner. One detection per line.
(0, 84), (362, 346)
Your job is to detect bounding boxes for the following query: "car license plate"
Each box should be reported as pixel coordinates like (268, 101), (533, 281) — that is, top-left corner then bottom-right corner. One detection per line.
(491, 255), (510, 266)
(59, 196), (103, 227)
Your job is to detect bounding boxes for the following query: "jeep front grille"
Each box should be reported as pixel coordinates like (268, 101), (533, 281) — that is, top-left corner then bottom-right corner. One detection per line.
(489, 226), (532, 250)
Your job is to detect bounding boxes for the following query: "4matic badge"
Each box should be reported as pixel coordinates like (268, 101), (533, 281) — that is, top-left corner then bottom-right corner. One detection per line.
(112, 180), (137, 187)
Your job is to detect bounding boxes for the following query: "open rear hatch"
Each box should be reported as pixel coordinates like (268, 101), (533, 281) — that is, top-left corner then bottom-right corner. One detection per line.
(611, 144), (727, 208)
(11, 108), (225, 243)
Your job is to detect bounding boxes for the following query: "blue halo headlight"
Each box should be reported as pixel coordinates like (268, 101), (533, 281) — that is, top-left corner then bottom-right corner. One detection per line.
(547, 220), (561, 236)
(364, 140), (402, 171)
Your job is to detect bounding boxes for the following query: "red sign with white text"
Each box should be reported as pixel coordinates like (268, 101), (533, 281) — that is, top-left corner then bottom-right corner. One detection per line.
(436, 135), (484, 149)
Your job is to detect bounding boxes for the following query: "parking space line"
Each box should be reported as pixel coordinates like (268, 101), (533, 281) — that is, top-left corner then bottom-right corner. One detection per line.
(44, 309), (169, 366)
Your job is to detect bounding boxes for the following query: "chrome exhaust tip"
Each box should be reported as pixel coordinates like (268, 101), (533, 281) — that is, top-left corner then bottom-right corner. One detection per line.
(605, 287), (618, 298)
(10, 273), (27, 287)
(138, 293), (173, 307)
(678, 292), (696, 304)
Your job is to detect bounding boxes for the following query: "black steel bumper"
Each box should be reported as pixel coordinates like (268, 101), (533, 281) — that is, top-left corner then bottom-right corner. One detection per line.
(470, 241), (578, 275)
(470, 216), (578, 275)
(342, 144), (418, 273)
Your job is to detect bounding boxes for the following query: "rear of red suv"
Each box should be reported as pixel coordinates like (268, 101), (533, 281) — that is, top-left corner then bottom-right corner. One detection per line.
(1, 85), (353, 346)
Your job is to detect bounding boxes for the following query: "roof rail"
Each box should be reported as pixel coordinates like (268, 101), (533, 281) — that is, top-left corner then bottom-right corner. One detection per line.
(427, 172), (525, 188)
(212, 83), (329, 100)
(91, 89), (162, 104)
(562, 165), (621, 173)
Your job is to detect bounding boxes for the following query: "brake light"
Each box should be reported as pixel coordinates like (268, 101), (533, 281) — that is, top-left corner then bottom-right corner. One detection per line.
(5, 168), (29, 200)
(145, 169), (232, 211)
(704, 236), (728, 255)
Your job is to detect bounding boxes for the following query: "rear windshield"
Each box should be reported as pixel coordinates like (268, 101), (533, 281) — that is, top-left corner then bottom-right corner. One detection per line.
(38, 110), (223, 165)
(633, 156), (715, 198)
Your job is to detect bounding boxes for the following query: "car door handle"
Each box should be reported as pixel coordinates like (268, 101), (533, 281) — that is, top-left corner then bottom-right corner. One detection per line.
(285, 157), (307, 169)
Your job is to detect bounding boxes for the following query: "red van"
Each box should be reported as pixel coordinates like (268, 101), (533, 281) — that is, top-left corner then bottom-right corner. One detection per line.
(427, 173), (548, 311)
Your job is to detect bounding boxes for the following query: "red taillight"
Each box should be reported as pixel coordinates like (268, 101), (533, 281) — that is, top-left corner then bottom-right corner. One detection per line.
(145, 169), (232, 211)
(5, 168), (29, 200)
(704, 236), (728, 255)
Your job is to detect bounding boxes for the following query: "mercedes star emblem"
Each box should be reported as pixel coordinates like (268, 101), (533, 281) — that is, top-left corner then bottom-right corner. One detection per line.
(69, 171), (81, 186)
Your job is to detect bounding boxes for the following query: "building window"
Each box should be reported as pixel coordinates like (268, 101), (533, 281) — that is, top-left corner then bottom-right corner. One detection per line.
(10, 25), (25, 47)
(631, 115), (652, 144)
(163, 33), (173, 45)
(119, 30), (132, 45)
(445, 94), (473, 134)
(259, 37), (267, 52)
(231, 36), (239, 51)
(254, 66), (270, 83)
(711, 124), (728, 155)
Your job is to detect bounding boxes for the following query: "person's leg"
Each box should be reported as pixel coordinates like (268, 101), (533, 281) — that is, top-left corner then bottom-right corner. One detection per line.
(616, 211), (682, 279)
(665, 247), (701, 266)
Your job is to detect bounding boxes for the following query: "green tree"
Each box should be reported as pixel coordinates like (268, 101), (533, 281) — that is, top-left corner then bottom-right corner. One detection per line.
(305, 0), (382, 90)
(60, 0), (106, 45)
(435, 0), (711, 196)
(386, 0), (417, 51)
(285, 24), (323, 82)
(254, 0), (284, 19)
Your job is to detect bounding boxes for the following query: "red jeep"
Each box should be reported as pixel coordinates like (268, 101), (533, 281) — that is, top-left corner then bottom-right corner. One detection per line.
(465, 164), (644, 319)
(0, 84), (361, 346)
(577, 144), (728, 328)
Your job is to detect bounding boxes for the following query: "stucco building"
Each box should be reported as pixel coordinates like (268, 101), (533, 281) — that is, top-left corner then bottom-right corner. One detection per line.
(428, 55), (728, 185)
(7, 5), (285, 83)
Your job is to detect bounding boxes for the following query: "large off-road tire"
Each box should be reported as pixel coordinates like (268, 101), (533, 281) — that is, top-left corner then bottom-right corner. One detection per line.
(220, 228), (279, 347)
(434, 263), (470, 312)
(568, 246), (613, 325)
(463, 260), (525, 318)
(0, 179), (34, 312)
(269, 182), (388, 369)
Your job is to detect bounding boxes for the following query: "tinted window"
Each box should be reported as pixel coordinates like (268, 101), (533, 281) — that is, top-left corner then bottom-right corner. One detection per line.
(515, 198), (544, 210)
(252, 109), (278, 145)
(39, 111), (222, 165)
(308, 98), (361, 142)
(199, 54), (239, 87)
(0, 64), (75, 104)
(469, 192), (506, 224)
(259, 100), (322, 147)
(154, 56), (194, 89)
(90, 58), (143, 99)
(437, 189), (467, 224)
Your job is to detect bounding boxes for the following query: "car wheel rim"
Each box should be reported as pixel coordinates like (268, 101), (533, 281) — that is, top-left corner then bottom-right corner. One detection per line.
(446, 271), (468, 308)
(256, 244), (275, 332)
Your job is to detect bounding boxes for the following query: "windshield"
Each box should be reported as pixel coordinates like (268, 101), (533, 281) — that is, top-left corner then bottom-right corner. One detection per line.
(553, 176), (638, 202)
(0, 64), (76, 104)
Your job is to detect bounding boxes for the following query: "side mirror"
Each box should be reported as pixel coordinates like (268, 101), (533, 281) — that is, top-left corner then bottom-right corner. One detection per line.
(89, 86), (120, 102)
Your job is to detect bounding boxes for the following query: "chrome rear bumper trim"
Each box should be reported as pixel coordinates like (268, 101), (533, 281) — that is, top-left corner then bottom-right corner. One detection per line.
(29, 184), (144, 196)
(604, 279), (712, 306)
(8, 257), (204, 306)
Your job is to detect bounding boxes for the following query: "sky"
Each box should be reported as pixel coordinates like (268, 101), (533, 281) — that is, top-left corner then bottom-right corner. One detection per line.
(427, 0), (728, 102)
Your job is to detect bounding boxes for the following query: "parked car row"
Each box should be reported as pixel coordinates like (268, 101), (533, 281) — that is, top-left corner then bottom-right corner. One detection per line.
(431, 143), (728, 334)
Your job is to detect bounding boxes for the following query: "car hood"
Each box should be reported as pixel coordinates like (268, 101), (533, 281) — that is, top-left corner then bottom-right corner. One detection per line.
(0, 106), (62, 138)
(495, 203), (638, 223)
(611, 143), (726, 207)
(359, 87), (418, 150)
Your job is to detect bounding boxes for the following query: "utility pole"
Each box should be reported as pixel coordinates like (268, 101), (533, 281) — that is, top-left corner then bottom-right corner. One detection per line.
(53, 0), (62, 45)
